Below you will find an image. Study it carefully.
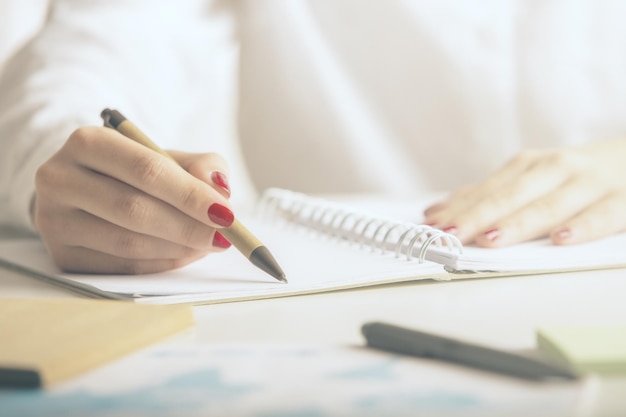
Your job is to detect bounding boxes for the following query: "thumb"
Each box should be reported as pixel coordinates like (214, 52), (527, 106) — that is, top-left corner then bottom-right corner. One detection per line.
(167, 150), (231, 198)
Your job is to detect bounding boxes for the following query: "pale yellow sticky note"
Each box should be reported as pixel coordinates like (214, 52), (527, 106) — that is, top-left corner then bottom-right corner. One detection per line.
(537, 325), (626, 375)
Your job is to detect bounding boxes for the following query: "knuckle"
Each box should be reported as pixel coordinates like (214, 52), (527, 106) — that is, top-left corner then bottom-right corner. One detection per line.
(116, 194), (150, 225)
(116, 234), (147, 258)
(132, 154), (166, 186)
(180, 182), (203, 211)
(178, 221), (207, 248)
(35, 162), (64, 193)
(67, 127), (97, 150)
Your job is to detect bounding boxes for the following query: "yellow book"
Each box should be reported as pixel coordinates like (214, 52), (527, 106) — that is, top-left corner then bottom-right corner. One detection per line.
(537, 325), (626, 375)
(0, 298), (194, 388)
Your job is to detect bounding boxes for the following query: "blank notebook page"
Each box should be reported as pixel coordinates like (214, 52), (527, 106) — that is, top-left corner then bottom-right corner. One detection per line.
(0, 215), (450, 304)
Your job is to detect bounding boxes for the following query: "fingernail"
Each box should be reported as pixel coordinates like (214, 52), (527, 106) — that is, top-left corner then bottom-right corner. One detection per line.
(211, 171), (231, 197)
(212, 231), (231, 248)
(553, 228), (572, 241)
(483, 228), (501, 242)
(442, 225), (457, 235)
(207, 203), (234, 227)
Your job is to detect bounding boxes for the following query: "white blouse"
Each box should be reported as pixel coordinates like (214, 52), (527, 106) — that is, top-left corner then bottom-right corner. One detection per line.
(1, 0), (625, 232)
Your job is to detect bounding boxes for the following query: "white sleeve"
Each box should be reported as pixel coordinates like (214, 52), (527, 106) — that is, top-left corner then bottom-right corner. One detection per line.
(0, 0), (224, 233)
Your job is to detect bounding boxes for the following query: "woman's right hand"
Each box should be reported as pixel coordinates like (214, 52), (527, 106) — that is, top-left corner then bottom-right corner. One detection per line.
(33, 126), (234, 274)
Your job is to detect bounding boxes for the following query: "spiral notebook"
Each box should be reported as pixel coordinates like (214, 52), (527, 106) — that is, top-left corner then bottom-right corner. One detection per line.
(1, 188), (625, 305)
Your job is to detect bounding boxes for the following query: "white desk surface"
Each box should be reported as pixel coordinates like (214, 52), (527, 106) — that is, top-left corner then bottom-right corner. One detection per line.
(2, 261), (626, 416)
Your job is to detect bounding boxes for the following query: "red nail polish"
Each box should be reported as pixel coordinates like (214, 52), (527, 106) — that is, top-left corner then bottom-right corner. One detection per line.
(554, 228), (572, 241)
(483, 228), (501, 242)
(211, 171), (231, 196)
(207, 203), (234, 227)
(212, 231), (231, 248)
(442, 225), (457, 235)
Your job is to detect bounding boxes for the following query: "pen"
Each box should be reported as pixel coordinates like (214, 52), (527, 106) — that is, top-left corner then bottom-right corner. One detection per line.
(362, 321), (577, 380)
(101, 108), (287, 283)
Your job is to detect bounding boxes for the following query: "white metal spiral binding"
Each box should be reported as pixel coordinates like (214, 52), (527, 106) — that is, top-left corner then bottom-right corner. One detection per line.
(258, 188), (463, 262)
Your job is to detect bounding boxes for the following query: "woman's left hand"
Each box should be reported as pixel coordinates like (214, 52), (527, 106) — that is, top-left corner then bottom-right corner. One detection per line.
(423, 138), (626, 247)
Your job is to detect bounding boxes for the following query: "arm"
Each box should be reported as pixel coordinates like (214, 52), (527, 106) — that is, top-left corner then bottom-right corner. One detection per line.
(0, 0), (221, 232)
(0, 0), (240, 273)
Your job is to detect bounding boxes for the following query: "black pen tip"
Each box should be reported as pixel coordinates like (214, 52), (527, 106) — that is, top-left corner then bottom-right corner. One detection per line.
(249, 246), (287, 283)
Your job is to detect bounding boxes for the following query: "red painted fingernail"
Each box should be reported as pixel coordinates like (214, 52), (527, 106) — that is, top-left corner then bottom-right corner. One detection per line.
(553, 228), (572, 241)
(483, 228), (501, 242)
(207, 203), (234, 227)
(211, 171), (231, 197)
(442, 225), (457, 235)
(212, 231), (231, 248)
